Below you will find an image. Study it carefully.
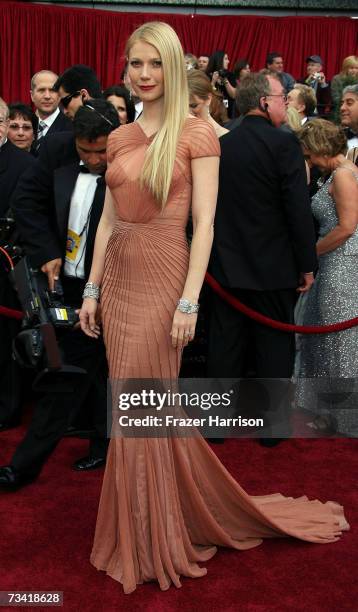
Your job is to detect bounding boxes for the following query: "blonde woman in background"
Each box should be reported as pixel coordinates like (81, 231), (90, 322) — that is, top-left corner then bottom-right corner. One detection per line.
(331, 55), (358, 110)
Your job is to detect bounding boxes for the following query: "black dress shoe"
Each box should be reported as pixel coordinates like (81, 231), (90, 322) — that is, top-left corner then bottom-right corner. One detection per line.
(72, 456), (106, 471)
(0, 466), (34, 490)
(259, 438), (286, 447)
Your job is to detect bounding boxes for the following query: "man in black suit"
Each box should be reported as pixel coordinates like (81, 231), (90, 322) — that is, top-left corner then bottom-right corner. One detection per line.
(208, 72), (317, 443)
(0, 97), (36, 430)
(0, 100), (119, 489)
(30, 70), (72, 152)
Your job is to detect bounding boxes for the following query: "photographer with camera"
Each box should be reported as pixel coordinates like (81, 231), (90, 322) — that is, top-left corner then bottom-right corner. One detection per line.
(299, 55), (331, 117)
(0, 100), (119, 490)
(206, 51), (237, 118)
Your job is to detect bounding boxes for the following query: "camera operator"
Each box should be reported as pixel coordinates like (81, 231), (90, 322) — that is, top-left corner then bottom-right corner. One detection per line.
(0, 97), (36, 430)
(0, 100), (119, 490)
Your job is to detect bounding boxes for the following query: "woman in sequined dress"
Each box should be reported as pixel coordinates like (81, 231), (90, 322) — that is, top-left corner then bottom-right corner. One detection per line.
(296, 119), (358, 435)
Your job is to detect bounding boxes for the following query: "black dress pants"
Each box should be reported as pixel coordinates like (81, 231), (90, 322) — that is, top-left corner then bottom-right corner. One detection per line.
(208, 288), (296, 378)
(207, 287), (297, 436)
(11, 277), (109, 478)
(0, 273), (23, 424)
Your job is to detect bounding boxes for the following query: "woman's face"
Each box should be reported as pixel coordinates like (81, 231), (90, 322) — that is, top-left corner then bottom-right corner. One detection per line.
(189, 94), (210, 120)
(128, 41), (164, 103)
(223, 54), (229, 70)
(8, 114), (34, 151)
(240, 65), (250, 79)
(302, 148), (330, 171)
(347, 65), (358, 78)
(107, 95), (128, 125)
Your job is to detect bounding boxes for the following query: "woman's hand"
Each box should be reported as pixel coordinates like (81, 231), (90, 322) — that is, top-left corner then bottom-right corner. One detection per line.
(170, 311), (197, 349)
(211, 71), (220, 87)
(79, 297), (101, 338)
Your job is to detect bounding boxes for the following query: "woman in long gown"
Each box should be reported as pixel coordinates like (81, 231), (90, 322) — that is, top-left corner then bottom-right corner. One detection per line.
(79, 22), (349, 594)
(296, 119), (358, 435)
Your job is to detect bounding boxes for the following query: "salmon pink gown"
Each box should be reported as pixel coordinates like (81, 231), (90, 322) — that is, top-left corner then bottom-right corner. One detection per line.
(90, 118), (349, 594)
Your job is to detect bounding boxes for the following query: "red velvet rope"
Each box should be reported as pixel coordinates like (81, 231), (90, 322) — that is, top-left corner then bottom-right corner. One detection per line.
(0, 304), (23, 320)
(205, 272), (358, 334)
(1, 275), (358, 334)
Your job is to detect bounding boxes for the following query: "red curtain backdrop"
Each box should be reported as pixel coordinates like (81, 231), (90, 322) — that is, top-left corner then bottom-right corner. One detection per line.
(0, 1), (358, 104)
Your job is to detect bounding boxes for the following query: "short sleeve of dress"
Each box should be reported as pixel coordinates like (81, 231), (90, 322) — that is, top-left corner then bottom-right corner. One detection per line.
(188, 119), (221, 159)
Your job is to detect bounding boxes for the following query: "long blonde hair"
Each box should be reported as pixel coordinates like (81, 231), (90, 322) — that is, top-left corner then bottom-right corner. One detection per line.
(126, 22), (188, 208)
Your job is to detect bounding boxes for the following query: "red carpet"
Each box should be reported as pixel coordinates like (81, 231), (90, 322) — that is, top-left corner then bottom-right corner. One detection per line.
(0, 424), (357, 611)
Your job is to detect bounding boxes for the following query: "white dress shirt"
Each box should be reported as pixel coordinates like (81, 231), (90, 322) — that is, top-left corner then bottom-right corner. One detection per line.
(64, 168), (100, 279)
(37, 107), (60, 138)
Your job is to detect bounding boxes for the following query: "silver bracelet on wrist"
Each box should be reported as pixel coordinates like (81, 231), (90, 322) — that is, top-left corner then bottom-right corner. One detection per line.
(177, 298), (200, 314)
(82, 282), (100, 301)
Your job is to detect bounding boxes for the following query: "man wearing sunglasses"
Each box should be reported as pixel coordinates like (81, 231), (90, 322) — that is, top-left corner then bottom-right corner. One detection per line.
(54, 64), (103, 120)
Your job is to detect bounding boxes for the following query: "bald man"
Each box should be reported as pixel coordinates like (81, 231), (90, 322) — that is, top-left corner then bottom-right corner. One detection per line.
(30, 70), (72, 150)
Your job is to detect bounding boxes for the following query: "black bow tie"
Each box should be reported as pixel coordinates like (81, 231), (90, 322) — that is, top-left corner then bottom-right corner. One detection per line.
(344, 128), (357, 140)
(79, 165), (106, 181)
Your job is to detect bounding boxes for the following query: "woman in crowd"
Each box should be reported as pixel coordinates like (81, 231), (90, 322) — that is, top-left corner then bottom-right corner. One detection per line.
(296, 119), (358, 434)
(188, 69), (229, 137)
(7, 103), (37, 153)
(234, 58), (250, 84)
(331, 55), (358, 111)
(206, 50), (236, 118)
(184, 52), (199, 71)
(103, 85), (135, 125)
(80, 22), (348, 595)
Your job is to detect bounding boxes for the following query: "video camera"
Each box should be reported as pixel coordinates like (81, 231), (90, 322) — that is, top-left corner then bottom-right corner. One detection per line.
(10, 257), (86, 392)
(0, 218), (86, 392)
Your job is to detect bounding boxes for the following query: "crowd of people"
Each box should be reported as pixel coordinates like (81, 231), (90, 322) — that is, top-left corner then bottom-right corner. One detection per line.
(0, 21), (356, 594)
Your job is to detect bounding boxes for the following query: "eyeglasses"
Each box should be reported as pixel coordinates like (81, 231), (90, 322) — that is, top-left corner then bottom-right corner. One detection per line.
(9, 123), (33, 131)
(60, 90), (81, 109)
(0, 118), (9, 125)
(266, 94), (288, 102)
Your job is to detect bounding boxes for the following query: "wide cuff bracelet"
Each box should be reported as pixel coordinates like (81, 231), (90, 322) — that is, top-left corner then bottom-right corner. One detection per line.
(82, 282), (100, 300)
(177, 298), (200, 314)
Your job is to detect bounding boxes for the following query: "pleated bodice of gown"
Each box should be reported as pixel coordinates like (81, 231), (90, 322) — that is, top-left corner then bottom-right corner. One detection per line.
(91, 118), (349, 594)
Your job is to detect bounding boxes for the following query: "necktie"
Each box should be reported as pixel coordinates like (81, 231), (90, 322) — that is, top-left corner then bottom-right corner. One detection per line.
(37, 120), (47, 140)
(35, 120), (47, 151)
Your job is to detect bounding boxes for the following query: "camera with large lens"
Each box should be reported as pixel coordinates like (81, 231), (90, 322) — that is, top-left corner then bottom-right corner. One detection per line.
(9, 256), (85, 392)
